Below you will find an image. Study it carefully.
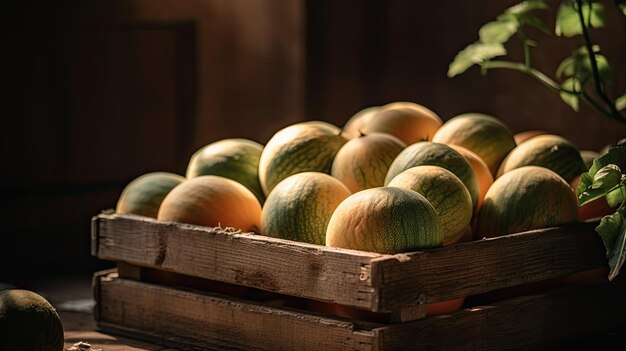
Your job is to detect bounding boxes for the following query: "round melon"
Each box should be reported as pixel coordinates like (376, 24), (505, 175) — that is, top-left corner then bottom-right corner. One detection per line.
(116, 172), (185, 218)
(186, 138), (265, 204)
(432, 113), (516, 176)
(360, 101), (443, 145)
(388, 166), (473, 246)
(331, 133), (406, 193)
(157, 175), (262, 232)
(0, 289), (64, 351)
(497, 134), (586, 182)
(261, 172), (351, 245)
(476, 166), (579, 238)
(449, 144), (494, 213)
(384, 141), (480, 209)
(326, 187), (443, 254)
(259, 121), (348, 196)
(514, 130), (548, 145)
(341, 106), (380, 139)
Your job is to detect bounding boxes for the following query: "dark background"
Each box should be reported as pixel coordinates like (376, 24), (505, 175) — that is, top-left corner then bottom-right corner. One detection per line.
(1, 0), (625, 280)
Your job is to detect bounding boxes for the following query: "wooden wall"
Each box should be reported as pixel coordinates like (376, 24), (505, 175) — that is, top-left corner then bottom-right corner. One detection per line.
(1, 0), (624, 278)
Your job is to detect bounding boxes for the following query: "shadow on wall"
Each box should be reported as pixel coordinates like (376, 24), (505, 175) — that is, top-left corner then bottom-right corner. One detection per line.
(1, 0), (625, 279)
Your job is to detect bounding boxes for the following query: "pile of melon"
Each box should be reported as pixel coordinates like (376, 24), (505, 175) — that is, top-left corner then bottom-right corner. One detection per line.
(116, 101), (612, 315)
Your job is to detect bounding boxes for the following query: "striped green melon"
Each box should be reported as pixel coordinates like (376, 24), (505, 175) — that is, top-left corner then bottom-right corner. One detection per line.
(261, 172), (351, 245)
(331, 133), (406, 193)
(388, 165), (473, 246)
(326, 187), (443, 254)
(116, 172), (185, 218)
(432, 113), (516, 176)
(384, 141), (480, 209)
(476, 166), (579, 238)
(259, 121), (348, 195)
(186, 138), (265, 204)
(497, 134), (586, 182)
(360, 102), (443, 145)
(0, 289), (64, 351)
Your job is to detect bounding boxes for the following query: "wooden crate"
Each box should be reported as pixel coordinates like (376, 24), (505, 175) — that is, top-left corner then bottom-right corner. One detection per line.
(91, 212), (625, 350)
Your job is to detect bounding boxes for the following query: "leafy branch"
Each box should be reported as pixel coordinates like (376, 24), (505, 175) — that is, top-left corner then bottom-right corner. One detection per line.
(448, 0), (626, 125)
(577, 145), (626, 280)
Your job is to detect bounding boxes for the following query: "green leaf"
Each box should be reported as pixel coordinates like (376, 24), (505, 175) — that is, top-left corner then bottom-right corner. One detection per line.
(592, 164), (622, 190)
(448, 42), (506, 77)
(506, 0), (549, 16)
(504, 1), (550, 32)
(479, 18), (519, 44)
(616, 92), (626, 111)
(560, 78), (581, 111)
(596, 209), (626, 280)
(556, 46), (613, 84)
(556, 1), (606, 37)
(606, 183), (626, 208)
(577, 146), (626, 205)
(518, 13), (550, 33)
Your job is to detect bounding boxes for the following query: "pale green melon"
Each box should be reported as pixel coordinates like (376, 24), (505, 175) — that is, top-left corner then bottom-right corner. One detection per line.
(259, 121), (347, 195)
(186, 138), (265, 203)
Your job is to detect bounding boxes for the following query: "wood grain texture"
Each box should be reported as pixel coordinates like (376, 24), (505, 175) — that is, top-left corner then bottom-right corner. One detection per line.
(95, 271), (626, 351)
(371, 222), (608, 310)
(374, 278), (626, 351)
(95, 272), (375, 351)
(94, 213), (382, 311)
(93, 214), (608, 314)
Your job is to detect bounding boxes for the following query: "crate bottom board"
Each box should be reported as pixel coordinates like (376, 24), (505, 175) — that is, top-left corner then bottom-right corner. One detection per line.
(94, 270), (626, 351)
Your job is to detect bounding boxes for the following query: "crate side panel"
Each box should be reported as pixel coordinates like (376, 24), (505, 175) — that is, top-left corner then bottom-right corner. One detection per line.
(94, 213), (381, 309)
(375, 280), (626, 351)
(96, 274), (376, 351)
(372, 222), (607, 309)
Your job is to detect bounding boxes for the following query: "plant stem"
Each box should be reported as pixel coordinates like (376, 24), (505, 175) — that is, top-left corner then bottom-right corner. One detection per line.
(484, 60), (619, 120)
(484, 61), (568, 93)
(575, 0), (624, 121)
(517, 31), (532, 69)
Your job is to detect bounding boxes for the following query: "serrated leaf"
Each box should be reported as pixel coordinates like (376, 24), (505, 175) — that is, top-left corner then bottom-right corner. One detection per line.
(592, 164), (622, 189)
(556, 1), (606, 37)
(479, 18), (519, 44)
(616, 92), (626, 111)
(577, 146), (626, 205)
(506, 0), (549, 16)
(606, 183), (626, 208)
(560, 78), (581, 111)
(596, 209), (626, 280)
(448, 42), (507, 77)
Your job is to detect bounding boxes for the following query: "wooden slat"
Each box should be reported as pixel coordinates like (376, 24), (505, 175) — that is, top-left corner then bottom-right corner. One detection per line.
(95, 272), (375, 351)
(93, 214), (609, 314)
(371, 222), (608, 310)
(94, 213), (383, 310)
(374, 278), (626, 351)
(95, 270), (626, 351)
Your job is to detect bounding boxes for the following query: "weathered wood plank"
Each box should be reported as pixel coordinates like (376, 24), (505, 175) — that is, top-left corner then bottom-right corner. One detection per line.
(94, 214), (609, 314)
(94, 213), (382, 310)
(95, 270), (626, 351)
(95, 272), (375, 351)
(374, 278), (626, 351)
(371, 222), (607, 310)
